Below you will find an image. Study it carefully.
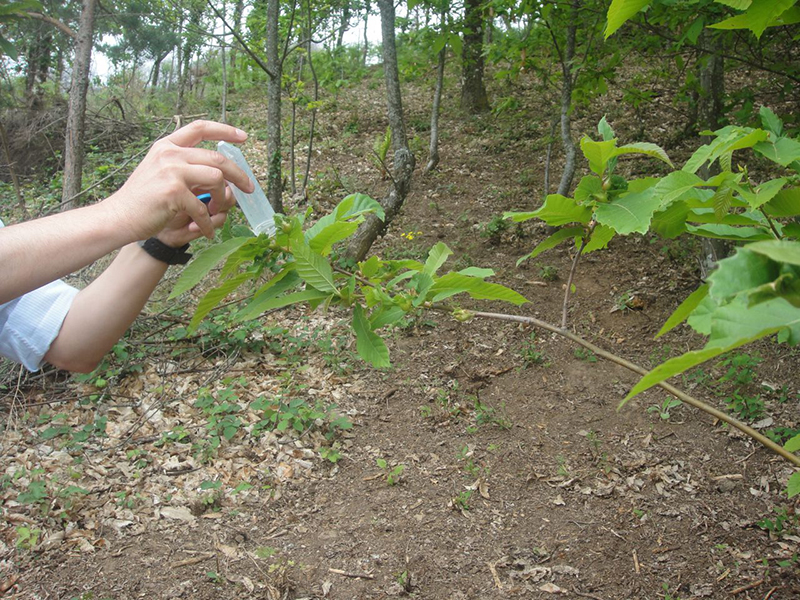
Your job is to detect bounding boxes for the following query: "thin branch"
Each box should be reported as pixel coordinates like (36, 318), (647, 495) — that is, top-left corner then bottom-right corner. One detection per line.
(280, 0), (298, 67)
(207, 0), (276, 79)
(23, 11), (76, 38)
(562, 223), (592, 328)
(461, 309), (800, 468)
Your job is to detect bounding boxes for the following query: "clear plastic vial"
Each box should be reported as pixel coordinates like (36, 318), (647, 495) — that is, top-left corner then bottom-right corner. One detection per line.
(217, 141), (277, 236)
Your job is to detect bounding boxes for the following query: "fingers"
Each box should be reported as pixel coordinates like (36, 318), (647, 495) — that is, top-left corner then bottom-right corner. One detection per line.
(180, 147), (254, 194)
(183, 194), (215, 239)
(187, 211), (228, 235)
(167, 120), (247, 148)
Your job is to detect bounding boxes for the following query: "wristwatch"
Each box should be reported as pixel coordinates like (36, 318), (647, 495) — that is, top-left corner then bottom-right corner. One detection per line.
(138, 237), (192, 265)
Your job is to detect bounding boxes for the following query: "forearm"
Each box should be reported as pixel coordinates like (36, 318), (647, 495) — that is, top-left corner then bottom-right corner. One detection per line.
(44, 243), (168, 372)
(0, 201), (135, 304)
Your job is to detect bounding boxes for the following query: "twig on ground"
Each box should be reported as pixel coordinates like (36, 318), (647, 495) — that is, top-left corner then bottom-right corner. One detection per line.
(328, 568), (375, 580)
(731, 579), (764, 594)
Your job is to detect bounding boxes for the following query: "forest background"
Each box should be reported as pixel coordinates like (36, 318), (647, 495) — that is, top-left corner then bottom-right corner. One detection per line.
(0, 0), (799, 598)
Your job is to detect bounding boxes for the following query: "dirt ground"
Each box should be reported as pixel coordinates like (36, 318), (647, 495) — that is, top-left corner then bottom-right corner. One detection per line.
(2, 64), (800, 600)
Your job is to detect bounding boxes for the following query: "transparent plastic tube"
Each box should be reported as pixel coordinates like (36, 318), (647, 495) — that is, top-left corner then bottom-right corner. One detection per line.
(217, 141), (277, 236)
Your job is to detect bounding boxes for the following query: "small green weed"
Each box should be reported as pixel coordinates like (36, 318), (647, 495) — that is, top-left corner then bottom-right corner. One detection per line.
(574, 347), (597, 362)
(726, 392), (764, 421)
(647, 398), (682, 420)
(757, 507), (799, 537)
(538, 264), (558, 281)
(15, 525), (41, 550)
(480, 215), (510, 244)
(519, 332), (548, 367)
(376, 458), (405, 486)
(453, 490), (472, 511)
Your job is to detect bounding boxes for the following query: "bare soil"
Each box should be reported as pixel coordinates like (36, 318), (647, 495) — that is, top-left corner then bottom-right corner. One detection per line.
(2, 65), (799, 600)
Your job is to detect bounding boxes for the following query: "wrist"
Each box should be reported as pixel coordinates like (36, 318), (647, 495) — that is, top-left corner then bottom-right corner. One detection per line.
(137, 237), (192, 265)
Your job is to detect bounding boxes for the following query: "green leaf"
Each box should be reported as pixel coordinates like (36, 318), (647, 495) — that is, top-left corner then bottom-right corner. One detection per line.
(411, 272), (435, 307)
(290, 239), (337, 292)
(598, 116), (615, 141)
(580, 136), (618, 175)
(785, 433), (800, 453)
(747, 240), (800, 267)
(651, 201), (690, 239)
(605, 0), (651, 38)
(458, 267), (495, 278)
(506, 195), (592, 227)
(754, 136), (800, 167)
(787, 471), (800, 498)
(652, 171), (705, 207)
(237, 269), (301, 321)
(516, 227), (584, 265)
(764, 187), (800, 217)
(735, 178), (786, 210)
(759, 106), (783, 136)
(712, 184), (733, 219)
(708, 247), (778, 300)
(238, 289), (331, 320)
(429, 273), (528, 305)
(574, 176), (604, 204)
(423, 242), (453, 276)
(170, 237), (252, 298)
(715, 0), (752, 9)
(709, 0), (796, 38)
(594, 188), (661, 235)
(308, 220), (362, 255)
(614, 142), (673, 168)
(583, 224), (616, 253)
(359, 255), (381, 278)
(656, 284), (709, 339)
(370, 305), (406, 329)
(305, 193), (384, 242)
(353, 305), (390, 368)
(189, 272), (253, 331)
(686, 224), (773, 241)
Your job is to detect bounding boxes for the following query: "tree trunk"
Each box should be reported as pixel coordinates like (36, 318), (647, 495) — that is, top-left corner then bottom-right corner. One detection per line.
(361, 0), (370, 66)
(345, 0), (415, 261)
(337, 3), (351, 49)
(266, 0), (283, 213)
(61, 0), (97, 210)
(460, 0), (488, 112)
(697, 30), (727, 279)
(229, 0), (245, 80)
(555, 0), (579, 197)
(425, 21), (446, 174)
(302, 18), (319, 195)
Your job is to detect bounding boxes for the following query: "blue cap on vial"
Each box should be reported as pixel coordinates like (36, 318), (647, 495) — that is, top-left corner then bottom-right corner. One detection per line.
(197, 193), (212, 205)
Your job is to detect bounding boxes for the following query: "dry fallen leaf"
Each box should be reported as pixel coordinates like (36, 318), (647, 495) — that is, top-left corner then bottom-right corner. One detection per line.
(539, 582), (563, 593)
(160, 506), (196, 523)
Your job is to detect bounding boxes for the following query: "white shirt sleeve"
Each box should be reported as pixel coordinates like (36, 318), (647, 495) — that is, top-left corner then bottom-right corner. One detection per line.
(0, 218), (79, 371)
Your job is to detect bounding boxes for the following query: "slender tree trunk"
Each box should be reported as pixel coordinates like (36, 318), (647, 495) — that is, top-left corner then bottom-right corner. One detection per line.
(543, 113), (559, 197)
(460, 0), (488, 112)
(302, 23), (319, 195)
(361, 1), (370, 65)
(555, 0), (579, 197)
(345, 0), (415, 261)
(337, 3), (351, 49)
(425, 17), (447, 174)
(61, 0), (97, 210)
(229, 0), (245, 81)
(221, 44), (228, 123)
(290, 54), (304, 196)
(266, 0), (283, 213)
(0, 120), (24, 211)
(698, 30), (727, 278)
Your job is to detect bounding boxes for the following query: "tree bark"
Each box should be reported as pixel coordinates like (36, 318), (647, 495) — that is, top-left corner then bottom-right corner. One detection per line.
(361, 0), (370, 66)
(302, 4), (319, 195)
(425, 19), (447, 174)
(229, 0), (245, 81)
(337, 3), (351, 49)
(345, 0), (415, 261)
(555, 0), (579, 197)
(266, 0), (283, 213)
(61, 0), (97, 210)
(697, 30), (727, 279)
(460, 0), (488, 112)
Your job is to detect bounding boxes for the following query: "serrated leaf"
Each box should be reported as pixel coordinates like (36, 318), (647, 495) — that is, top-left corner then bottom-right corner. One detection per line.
(712, 184), (733, 219)
(458, 267), (495, 278)
(237, 269), (301, 321)
(574, 176), (604, 204)
(787, 471), (800, 498)
(747, 240), (800, 267)
(582, 224), (616, 253)
(411, 272), (435, 307)
(291, 239), (337, 292)
(708, 247), (778, 300)
(595, 188), (661, 235)
(656, 284), (709, 339)
(506, 195), (592, 227)
(759, 106), (783, 136)
(517, 227), (584, 265)
(429, 273), (528, 305)
(353, 305), (390, 368)
(308, 220), (362, 255)
(170, 237), (252, 298)
(370, 305), (406, 329)
(614, 142), (673, 167)
(709, 0), (795, 38)
(238, 289), (331, 321)
(764, 187), (800, 217)
(580, 136), (618, 175)
(651, 201), (690, 239)
(754, 136), (800, 167)
(423, 242), (453, 276)
(189, 272), (254, 331)
(305, 193), (384, 242)
(785, 434), (800, 453)
(686, 223), (773, 241)
(652, 171), (705, 207)
(605, 0), (651, 38)
(598, 116), (615, 141)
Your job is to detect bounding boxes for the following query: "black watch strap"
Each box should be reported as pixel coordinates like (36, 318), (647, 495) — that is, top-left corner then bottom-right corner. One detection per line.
(138, 237), (192, 265)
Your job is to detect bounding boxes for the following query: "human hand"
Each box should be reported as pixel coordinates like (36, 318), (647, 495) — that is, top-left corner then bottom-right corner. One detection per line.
(106, 120), (255, 244)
